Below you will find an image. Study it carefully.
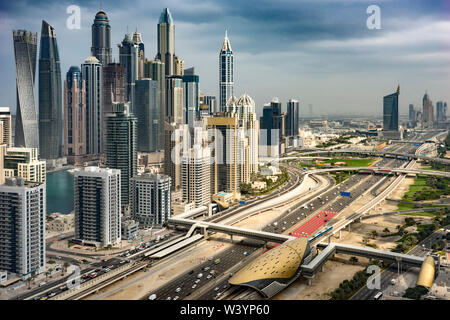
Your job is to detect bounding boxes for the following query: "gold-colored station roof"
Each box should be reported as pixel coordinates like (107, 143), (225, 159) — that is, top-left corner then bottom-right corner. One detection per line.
(229, 237), (308, 285)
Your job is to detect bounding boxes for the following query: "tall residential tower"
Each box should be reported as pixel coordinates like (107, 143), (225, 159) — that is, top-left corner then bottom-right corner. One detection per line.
(219, 31), (234, 111)
(91, 10), (112, 66)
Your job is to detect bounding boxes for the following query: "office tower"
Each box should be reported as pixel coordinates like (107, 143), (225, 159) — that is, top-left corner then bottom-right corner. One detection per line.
(130, 173), (171, 227)
(118, 33), (139, 109)
(74, 167), (121, 248)
(181, 146), (211, 208)
(91, 10), (112, 66)
(156, 8), (175, 77)
(260, 98), (285, 146)
(286, 99), (299, 137)
(0, 178), (46, 279)
(436, 101), (447, 122)
(4, 147), (46, 182)
(38, 20), (63, 160)
(135, 79), (159, 153)
(166, 75), (184, 124)
(174, 55), (184, 76)
(81, 56), (103, 154)
(219, 31), (234, 112)
(13, 30), (39, 149)
(64, 66), (86, 163)
(0, 108), (12, 147)
(383, 86), (399, 131)
(182, 68), (199, 127)
(132, 29), (145, 79)
(409, 104), (415, 122)
(105, 103), (137, 207)
(164, 123), (189, 190)
(200, 94), (218, 115)
(144, 59), (166, 150)
(422, 92), (433, 128)
(103, 63), (126, 115)
(207, 116), (238, 199)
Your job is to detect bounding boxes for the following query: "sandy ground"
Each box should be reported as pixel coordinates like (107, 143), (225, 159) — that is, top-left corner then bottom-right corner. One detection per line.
(272, 258), (365, 300)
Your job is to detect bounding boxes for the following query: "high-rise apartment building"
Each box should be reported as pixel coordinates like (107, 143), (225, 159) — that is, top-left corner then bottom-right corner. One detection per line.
(74, 167), (121, 248)
(13, 30), (39, 149)
(105, 103), (137, 207)
(81, 56), (103, 154)
(118, 34), (139, 109)
(130, 173), (171, 227)
(64, 66), (86, 163)
(0, 178), (46, 279)
(200, 94), (218, 115)
(132, 29), (145, 79)
(135, 79), (159, 153)
(207, 116), (238, 199)
(91, 10), (112, 66)
(4, 147), (46, 182)
(0, 107), (12, 147)
(166, 75), (184, 124)
(174, 55), (184, 76)
(182, 68), (199, 127)
(219, 31), (234, 111)
(164, 123), (189, 190)
(286, 99), (299, 137)
(39, 20), (63, 160)
(156, 8), (175, 77)
(260, 98), (285, 147)
(103, 63), (126, 115)
(383, 86), (399, 131)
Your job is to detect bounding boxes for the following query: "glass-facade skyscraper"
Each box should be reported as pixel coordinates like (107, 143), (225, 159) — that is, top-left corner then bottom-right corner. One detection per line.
(105, 103), (137, 207)
(286, 99), (299, 137)
(91, 10), (112, 66)
(156, 8), (175, 77)
(383, 86), (399, 131)
(182, 67), (199, 127)
(134, 79), (159, 153)
(39, 20), (63, 160)
(13, 30), (39, 149)
(219, 31), (234, 111)
(118, 33), (139, 110)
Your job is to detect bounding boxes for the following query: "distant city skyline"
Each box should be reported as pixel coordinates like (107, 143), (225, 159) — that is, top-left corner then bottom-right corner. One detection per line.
(1, 0), (449, 117)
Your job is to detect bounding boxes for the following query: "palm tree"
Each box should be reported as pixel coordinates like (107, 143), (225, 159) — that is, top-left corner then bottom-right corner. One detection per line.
(349, 256), (358, 265)
(383, 227), (390, 234)
(63, 262), (70, 275)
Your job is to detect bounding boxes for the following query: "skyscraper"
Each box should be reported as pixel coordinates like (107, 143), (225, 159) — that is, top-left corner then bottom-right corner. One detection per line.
(260, 98), (285, 146)
(91, 10), (112, 66)
(0, 178), (46, 279)
(200, 94), (218, 115)
(219, 31), (234, 111)
(64, 66), (86, 163)
(134, 79), (159, 153)
(74, 167), (121, 248)
(4, 147), (46, 183)
(166, 75), (184, 124)
(422, 92), (433, 128)
(0, 107), (12, 147)
(207, 116), (238, 199)
(105, 103), (137, 207)
(156, 8), (175, 77)
(383, 86), (399, 131)
(181, 146), (211, 208)
(118, 33), (139, 109)
(286, 99), (299, 137)
(164, 123), (189, 191)
(39, 20), (63, 160)
(436, 101), (447, 122)
(182, 67), (199, 127)
(81, 56), (103, 154)
(144, 59), (165, 149)
(409, 104), (415, 122)
(132, 29), (145, 79)
(130, 173), (171, 228)
(103, 63), (126, 115)
(13, 30), (39, 149)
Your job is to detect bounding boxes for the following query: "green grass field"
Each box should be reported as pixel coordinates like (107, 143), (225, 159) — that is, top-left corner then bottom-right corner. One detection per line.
(397, 202), (416, 211)
(320, 158), (375, 167)
(399, 211), (437, 217)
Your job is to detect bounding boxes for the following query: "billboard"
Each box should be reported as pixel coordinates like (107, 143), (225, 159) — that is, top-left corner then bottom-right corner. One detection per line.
(340, 191), (351, 197)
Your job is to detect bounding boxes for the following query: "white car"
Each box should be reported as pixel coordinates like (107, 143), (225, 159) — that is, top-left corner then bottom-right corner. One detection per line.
(173, 296), (179, 300)
(175, 287), (181, 293)
(195, 279), (200, 284)
(148, 294), (157, 300)
(206, 275), (212, 279)
(192, 284), (197, 289)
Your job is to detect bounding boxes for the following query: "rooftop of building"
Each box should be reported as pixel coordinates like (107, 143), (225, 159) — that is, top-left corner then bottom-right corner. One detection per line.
(159, 8), (173, 24)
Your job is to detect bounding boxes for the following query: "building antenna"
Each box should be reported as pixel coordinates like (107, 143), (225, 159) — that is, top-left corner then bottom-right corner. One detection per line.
(100, 0), (103, 10)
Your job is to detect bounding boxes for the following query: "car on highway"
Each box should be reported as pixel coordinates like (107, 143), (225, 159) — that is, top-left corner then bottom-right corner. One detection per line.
(90, 272), (98, 278)
(197, 273), (203, 278)
(175, 287), (182, 293)
(39, 282), (46, 287)
(173, 296), (179, 300)
(206, 274), (212, 279)
(148, 294), (157, 300)
(191, 284), (197, 289)
(104, 268), (111, 272)
(47, 292), (56, 298)
(203, 266), (210, 271)
(194, 279), (201, 284)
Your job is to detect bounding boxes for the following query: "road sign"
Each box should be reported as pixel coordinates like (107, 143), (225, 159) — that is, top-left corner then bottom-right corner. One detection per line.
(340, 191), (351, 197)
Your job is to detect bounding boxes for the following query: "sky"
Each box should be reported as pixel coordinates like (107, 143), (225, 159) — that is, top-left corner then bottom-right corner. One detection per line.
(0, 0), (449, 117)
